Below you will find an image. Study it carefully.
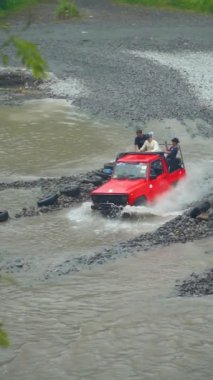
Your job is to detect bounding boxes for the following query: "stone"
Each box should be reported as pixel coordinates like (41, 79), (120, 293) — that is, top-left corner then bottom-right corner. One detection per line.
(196, 212), (209, 221)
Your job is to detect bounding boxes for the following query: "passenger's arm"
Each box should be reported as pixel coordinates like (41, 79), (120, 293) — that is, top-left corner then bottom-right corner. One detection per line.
(134, 137), (139, 151)
(164, 145), (170, 154)
(153, 141), (160, 152)
(140, 141), (146, 152)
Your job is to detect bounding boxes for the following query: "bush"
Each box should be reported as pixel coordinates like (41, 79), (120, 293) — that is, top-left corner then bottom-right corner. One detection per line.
(116, 0), (213, 13)
(0, 0), (37, 11)
(170, 0), (213, 12)
(0, 1), (15, 10)
(56, 0), (80, 19)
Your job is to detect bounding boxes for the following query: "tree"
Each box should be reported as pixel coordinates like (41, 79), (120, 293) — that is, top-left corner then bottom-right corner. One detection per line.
(0, 22), (47, 79)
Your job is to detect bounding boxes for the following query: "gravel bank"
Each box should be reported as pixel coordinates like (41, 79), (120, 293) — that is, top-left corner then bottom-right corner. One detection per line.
(1, 0), (213, 129)
(0, 170), (107, 218)
(176, 269), (213, 296)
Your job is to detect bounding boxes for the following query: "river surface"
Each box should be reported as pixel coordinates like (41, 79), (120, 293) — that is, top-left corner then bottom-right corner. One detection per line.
(0, 100), (213, 379)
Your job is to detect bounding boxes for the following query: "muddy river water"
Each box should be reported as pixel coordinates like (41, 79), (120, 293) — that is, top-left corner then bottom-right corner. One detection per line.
(0, 100), (213, 379)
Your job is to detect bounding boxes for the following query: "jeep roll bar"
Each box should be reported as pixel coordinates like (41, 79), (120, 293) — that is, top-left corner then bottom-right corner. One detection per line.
(116, 141), (185, 166)
(116, 151), (165, 160)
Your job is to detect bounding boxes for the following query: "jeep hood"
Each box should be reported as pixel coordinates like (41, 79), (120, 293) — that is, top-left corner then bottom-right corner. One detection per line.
(92, 178), (146, 195)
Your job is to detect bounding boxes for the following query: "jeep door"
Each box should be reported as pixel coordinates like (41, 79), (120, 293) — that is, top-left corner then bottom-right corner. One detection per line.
(148, 159), (170, 201)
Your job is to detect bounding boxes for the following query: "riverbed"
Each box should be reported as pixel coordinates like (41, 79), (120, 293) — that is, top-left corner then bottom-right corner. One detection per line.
(1, 238), (213, 380)
(0, 1), (213, 379)
(0, 99), (212, 258)
(0, 99), (213, 380)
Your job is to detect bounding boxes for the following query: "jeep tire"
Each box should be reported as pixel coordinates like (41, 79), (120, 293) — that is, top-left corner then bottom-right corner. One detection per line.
(133, 196), (147, 206)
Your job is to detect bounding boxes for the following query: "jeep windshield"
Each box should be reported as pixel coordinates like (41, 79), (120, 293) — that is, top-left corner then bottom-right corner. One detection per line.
(112, 162), (147, 179)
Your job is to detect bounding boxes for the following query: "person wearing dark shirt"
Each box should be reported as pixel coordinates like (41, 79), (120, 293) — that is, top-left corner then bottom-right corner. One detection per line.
(134, 129), (149, 151)
(164, 138), (180, 172)
(165, 137), (179, 159)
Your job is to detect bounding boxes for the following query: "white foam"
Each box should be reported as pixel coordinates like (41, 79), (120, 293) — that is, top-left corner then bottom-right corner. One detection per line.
(152, 161), (213, 214)
(39, 73), (89, 102)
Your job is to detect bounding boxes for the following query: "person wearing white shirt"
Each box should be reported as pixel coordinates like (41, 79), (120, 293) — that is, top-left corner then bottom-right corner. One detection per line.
(139, 133), (160, 152)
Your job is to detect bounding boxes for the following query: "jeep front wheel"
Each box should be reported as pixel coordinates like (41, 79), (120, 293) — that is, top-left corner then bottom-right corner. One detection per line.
(133, 196), (147, 206)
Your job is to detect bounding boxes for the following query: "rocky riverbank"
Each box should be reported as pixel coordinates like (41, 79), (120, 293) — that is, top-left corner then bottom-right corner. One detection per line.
(0, 169), (107, 218)
(176, 269), (213, 296)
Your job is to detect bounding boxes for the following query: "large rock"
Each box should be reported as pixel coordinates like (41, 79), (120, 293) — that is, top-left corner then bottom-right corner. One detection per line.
(0, 69), (42, 87)
(189, 201), (211, 218)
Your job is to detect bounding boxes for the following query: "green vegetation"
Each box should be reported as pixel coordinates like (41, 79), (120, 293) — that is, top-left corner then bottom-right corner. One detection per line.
(0, 273), (18, 285)
(0, 32), (47, 79)
(0, 324), (9, 348)
(116, 0), (213, 13)
(0, 0), (80, 19)
(0, 0), (42, 15)
(0, 2), (47, 79)
(11, 36), (47, 78)
(56, 0), (80, 19)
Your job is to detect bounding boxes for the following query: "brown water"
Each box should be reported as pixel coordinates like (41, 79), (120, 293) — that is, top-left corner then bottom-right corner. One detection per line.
(1, 239), (213, 380)
(0, 99), (132, 180)
(0, 100), (213, 380)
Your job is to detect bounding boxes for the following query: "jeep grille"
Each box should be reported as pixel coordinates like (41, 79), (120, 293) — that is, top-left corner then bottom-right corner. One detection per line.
(92, 194), (128, 206)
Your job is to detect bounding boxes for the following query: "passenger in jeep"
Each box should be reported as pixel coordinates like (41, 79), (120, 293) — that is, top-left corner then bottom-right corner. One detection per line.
(164, 137), (179, 159)
(165, 138), (181, 172)
(139, 133), (160, 152)
(134, 129), (149, 151)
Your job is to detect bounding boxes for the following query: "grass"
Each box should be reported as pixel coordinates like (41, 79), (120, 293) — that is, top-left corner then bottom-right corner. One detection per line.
(0, 0), (80, 20)
(0, 274), (18, 285)
(56, 0), (80, 19)
(116, 0), (213, 13)
(0, 0), (42, 11)
(0, 0), (43, 17)
(0, 324), (9, 348)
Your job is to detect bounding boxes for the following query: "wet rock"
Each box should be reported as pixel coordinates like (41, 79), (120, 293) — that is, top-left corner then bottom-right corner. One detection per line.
(0, 209), (9, 222)
(0, 258), (31, 273)
(60, 184), (80, 197)
(37, 193), (59, 208)
(196, 212), (209, 221)
(207, 220), (213, 229)
(81, 175), (104, 186)
(189, 201), (211, 218)
(0, 69), (42, 88)
(176, 269), (213, 296)
(15, 206), (39, 218)
(208, 208), (213, 220)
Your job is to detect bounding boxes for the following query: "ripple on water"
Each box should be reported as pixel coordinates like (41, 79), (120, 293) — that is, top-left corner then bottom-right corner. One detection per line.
(0, 239), (213, 380)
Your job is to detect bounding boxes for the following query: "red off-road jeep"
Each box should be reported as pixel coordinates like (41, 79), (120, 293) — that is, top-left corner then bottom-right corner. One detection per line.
(91, 151), (186, 216)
